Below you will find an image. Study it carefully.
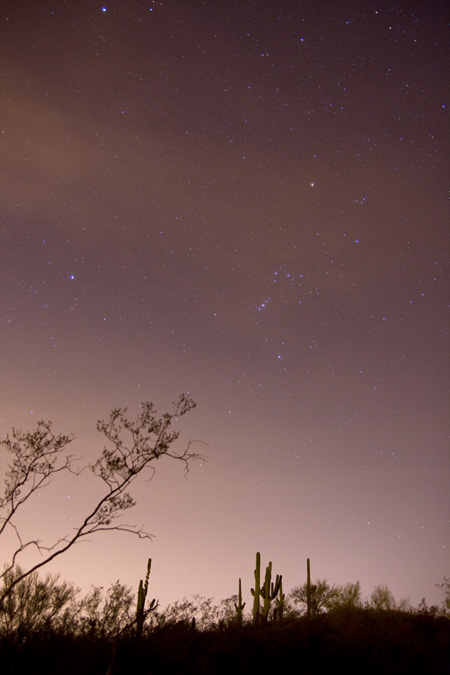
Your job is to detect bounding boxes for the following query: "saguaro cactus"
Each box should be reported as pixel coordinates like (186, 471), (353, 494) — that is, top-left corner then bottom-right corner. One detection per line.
(274, 578), (285, 621)
(135, 558), (157, 637)
(251, 552), (282, 624)
(234, 578), (246, 626)
(106, 559), (157, 674)
(251, 551), (262, 624)
(306, 557), (312, 617)
(260, 561), (282, 623)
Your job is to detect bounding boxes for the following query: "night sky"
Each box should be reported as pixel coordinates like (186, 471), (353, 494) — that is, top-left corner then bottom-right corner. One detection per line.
(1, 1), (449, 610)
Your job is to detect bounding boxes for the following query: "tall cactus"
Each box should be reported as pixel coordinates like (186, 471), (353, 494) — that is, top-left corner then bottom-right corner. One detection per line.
(260, 561), (282, 623)
(250, 551), (261, 624)
(274, 578), (285, 621)
(306, 557), (312, 618)
(106, 559), (157, 675)
(251, 552), (282, 624)
(135, 558), (157, 637)
(234, 578), (246, 626)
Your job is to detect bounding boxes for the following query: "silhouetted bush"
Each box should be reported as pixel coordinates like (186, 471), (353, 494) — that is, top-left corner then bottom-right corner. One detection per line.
(1, 609), (448, 675)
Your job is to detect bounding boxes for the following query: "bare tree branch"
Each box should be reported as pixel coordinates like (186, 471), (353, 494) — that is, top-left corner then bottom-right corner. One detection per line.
(0, 394), (203, 606)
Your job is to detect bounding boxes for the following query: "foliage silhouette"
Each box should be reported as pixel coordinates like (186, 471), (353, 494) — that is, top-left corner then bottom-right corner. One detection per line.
(290, 577), (338, 615)
(331, 581), (364, 610)
(0, 608), (448, 675)
(1, 564), (450, 674)
(436, 577), (450, 616)
(78, 580), (134, 638)
(0, 565), (78, 635)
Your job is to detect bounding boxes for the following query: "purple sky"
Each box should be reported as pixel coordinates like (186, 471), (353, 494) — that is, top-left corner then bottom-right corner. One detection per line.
(1, 0), (449, 610)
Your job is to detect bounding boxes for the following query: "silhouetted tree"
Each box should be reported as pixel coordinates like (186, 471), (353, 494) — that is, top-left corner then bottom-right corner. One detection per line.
(78, 581), (134, 638)
(0, 565), (78, 635)
(329, 581), (364, 610)
(289, 578), (338, 615)
(369, 584), (397, 611)
(0, 395), (202, 607)
(436, 577), (450, 616)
